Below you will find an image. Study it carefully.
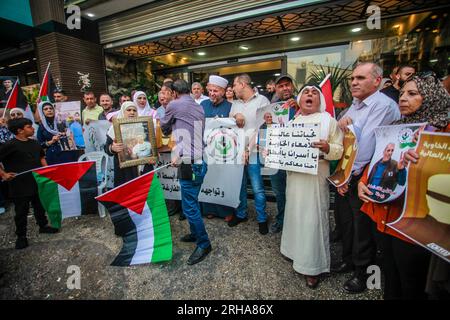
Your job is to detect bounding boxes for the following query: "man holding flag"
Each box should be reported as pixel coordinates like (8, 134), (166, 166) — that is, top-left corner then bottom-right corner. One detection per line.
(0, 118), (59, 250)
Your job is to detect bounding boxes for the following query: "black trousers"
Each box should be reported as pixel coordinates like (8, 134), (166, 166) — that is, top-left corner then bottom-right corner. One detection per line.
(335, 173), (377, 268)
(13, 195), (48, 238)
(381, 232), (431, 300)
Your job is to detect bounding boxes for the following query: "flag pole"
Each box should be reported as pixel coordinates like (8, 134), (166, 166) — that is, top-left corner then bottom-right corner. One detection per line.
(37, 62), (51, 102)
(319, 74), (331, 88)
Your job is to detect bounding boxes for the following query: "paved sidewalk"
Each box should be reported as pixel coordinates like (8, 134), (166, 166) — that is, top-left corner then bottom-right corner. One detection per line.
(0, 201), (382, 300)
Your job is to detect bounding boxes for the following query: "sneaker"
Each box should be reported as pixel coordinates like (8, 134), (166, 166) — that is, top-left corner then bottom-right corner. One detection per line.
(0, 207), (5, 215)
(15, 237), (28, 250)
(259, 221), (269, 235)
(227, 215), (248, 227)
(39, 226), (59, 234)
(270, 222), (283, 233)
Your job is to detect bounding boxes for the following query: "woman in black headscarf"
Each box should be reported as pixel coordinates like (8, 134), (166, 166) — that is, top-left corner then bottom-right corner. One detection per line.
(36, 101), (77, 165)
(358, 72), (449, 300)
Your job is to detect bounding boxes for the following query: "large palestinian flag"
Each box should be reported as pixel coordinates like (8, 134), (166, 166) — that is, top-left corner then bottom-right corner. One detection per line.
(96, 171), (172, 266)
(32, 161), (98, 228)
(38, 62), (56, 103)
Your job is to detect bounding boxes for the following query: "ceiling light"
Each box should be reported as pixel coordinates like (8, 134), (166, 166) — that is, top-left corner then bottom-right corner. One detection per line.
(239, 45), (249, 50)
(351, 27), (362, 33)
(274, 73), (281, 76)
(197, 51), (206, 56)
(429, 59), (438, 63)
(27, 71), (37, 75)
(392, 24), (400, 28)
(432, 29), (439, 33)
(86, 13), (95, 18)
(290, 36), (300, 41)
(182, 57), (187, 61)
(431, 15), (438, 19)
(257, 85), (262, 88)
(8, 62), (21, 67)
(416, 28), (421, 32)
(356, 40), (362, 43)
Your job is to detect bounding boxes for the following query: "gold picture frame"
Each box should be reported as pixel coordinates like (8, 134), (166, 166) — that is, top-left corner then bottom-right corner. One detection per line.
(113, 116), (158, 168)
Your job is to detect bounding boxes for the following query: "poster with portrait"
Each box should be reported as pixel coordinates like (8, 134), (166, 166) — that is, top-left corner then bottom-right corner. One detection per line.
(83, 120), (115, 189)
(55, 101), (82, 126)
(388, 132), (450, 262)
(113, 116), (157, 168)
(256, 101), (290, 127)
(366, 123), (424, 203)
(154, 119), (175, 153)
(328, 125), (358, 187)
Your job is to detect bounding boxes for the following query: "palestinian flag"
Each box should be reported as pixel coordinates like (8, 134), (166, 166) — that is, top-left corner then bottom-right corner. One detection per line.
(96, 171), (172, 266)
(320, 75), (335, 118)
(32, 161), (98, 228)
(38, 62), (56, 103)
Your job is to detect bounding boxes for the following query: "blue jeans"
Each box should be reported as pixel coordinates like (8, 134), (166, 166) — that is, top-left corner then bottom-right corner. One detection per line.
(237, 163), (267, 222)
(270, 170), (286, 225)
(179, 162), (210, 249)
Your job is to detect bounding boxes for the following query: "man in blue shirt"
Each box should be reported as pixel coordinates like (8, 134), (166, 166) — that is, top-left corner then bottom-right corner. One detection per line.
(200, 75), (234, 220)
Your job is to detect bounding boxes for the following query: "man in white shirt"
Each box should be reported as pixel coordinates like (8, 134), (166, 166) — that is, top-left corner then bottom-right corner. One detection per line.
(191, 82), (209, 105)
(333, 62), (400, 294)
(229, 74), (270, 235)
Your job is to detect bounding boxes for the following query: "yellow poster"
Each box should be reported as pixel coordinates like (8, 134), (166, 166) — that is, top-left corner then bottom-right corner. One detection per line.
(388, 132), (450, 262)
(328, 126), (358, 187)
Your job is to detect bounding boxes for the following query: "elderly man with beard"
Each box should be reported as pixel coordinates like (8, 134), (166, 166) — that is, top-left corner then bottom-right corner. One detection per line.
(200, 75), (235, 221)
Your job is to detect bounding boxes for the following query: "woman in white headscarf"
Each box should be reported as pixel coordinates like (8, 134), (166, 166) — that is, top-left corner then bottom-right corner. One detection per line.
(280, 84), (344, 289)
(105, 101), (155, 187)
(132, 91), (157, 118)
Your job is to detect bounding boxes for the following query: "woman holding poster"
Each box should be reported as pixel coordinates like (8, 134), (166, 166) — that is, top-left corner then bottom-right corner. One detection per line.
(36, 102), (78, 164)
(280, 84), (343, 289)
(105, 101), (155, 188)
(358, 72), (449, 299)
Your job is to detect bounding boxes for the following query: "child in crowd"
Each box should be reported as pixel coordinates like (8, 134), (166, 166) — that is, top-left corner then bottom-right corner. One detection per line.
(0, 118), (59, 249)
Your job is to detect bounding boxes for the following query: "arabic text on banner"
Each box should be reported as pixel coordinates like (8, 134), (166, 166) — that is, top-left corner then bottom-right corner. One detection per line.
(265, 122), (320, 175)
(388, 131), (450, 262)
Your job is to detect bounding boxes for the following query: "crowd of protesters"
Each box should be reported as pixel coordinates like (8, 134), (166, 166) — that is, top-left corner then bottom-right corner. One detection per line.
(0, 60), (449, 299)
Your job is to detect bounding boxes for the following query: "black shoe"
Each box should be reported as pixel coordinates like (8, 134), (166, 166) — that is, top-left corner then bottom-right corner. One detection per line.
(330, 261), (354, 274)
(187, 245), (212, 265)
(39, 226), (59, 234)
(259, 221), (268, 235)
(227, 215), (248, 227)
(180, 234), (197, 243)
(15, 237), (28, 250)
(179, 214), (186, 221)
(344, 273), (368, 294)
(270, 222), (283, 233)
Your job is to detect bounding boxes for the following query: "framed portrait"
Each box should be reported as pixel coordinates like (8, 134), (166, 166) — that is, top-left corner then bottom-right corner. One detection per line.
(113, 116), (158, 168)
(155, 119), (176, 153)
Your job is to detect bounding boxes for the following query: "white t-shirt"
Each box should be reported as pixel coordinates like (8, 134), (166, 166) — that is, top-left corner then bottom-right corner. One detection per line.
(230, 93), (270, 144)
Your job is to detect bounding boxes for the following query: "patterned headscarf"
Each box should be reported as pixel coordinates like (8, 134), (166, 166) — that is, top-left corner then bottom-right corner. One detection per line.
(394, 72), (449, 129)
